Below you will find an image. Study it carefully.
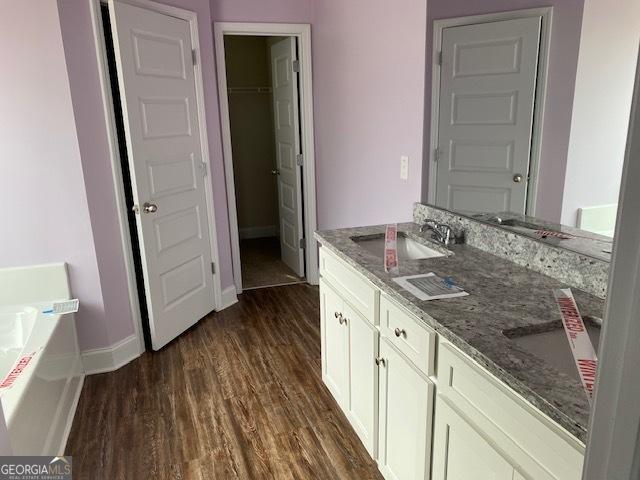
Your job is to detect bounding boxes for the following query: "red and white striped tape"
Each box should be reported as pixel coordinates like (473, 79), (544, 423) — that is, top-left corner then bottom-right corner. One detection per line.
(553, 289), (598, 403)
(384, 224), (399, 275)
(535, 229), (574, 240)
(0, 352), (37, 389)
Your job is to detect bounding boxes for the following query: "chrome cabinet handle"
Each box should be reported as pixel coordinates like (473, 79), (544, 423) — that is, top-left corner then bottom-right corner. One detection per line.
(375, 357), (386, 367)
(334, 311), (347, 325)
(394, 328), (406, 338)
(513, 173), (524, 183)
(143, 202), (158, 213)
(271, 169), (280, 176)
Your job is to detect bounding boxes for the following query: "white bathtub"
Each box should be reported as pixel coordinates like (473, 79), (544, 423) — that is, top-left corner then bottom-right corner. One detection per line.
(0, 306), (37, 381)
(0, 264), (84, 455)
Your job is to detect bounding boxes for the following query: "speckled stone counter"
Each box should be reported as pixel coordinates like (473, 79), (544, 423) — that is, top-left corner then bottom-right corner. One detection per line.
(315, 222), (604, 443)
(414, 203), (610, 299)
(470, 210), (614, 262)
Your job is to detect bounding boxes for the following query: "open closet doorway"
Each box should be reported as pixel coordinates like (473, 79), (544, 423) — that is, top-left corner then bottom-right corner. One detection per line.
(215, 23), (318, 293)
(226, 35), (304, 290)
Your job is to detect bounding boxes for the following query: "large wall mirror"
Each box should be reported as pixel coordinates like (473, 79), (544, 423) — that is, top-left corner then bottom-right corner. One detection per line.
(421, 1), (640, 250)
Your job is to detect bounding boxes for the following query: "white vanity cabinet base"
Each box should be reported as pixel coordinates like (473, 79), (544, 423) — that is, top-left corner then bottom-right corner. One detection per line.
(318, 246), (584, 480)
(320, 278), (379, 457)
(377, 338), (434, 480)
(436, 342), (585, 480)
(432, 397), (517, 480)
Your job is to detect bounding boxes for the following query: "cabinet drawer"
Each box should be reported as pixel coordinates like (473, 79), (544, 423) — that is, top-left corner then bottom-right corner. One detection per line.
(319, 247), (379, 324)
(379, 294), (436, 376)
(437, 342), (585, 480)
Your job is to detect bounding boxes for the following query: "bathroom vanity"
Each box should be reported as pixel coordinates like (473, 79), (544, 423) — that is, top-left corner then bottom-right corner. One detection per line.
(315, 203), (608, 480)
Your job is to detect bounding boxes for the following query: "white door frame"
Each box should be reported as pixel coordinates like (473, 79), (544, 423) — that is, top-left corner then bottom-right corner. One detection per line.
(89, 0), (224, 354)
(214, 22), (319, 294)
(582, 49), (640, 480)
(425, 7), (553, 216)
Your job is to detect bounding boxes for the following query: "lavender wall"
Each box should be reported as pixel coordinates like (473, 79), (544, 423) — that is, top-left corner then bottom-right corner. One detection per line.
(212, 0), (312, 23)
(422, 0), (585, 222)
(0, 1), (111, 350)
(312, 0), (427, 228)
(210, 0), (427, 229)
(58, 0), (134, 349)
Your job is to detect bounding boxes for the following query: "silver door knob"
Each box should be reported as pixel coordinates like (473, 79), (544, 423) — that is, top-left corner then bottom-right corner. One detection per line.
(143, 202), (158, 213)
(270, 169), (280, 175)
(513, 173), (524, 183)
(375, 357), (386, 367)
(394, 328), (406, 338)
(339, 316), (347, 325)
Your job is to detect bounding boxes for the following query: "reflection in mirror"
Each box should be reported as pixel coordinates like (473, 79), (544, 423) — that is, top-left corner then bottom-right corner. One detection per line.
(422, 1), (640, 257)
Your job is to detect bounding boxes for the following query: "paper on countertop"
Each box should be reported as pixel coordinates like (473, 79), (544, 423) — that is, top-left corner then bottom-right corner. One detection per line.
(393, 273), (468, 301)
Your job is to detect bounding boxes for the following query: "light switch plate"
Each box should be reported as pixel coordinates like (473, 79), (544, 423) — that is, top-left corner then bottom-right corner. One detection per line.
(400, 156), (409, 180)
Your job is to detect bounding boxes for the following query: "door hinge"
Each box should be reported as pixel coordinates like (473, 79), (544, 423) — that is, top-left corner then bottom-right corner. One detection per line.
(434, 147), (441, 162)
(299, 238), (306, 250)
(292, 59), (300, 73)
(437, 51), (443, 66)
(296, 153), (304, 166)
(192, 48), (198, 66)
(211, 262), (216, 274)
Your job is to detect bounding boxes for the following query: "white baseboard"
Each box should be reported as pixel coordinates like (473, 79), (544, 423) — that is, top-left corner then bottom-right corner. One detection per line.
(81, 334), (141, 375)
(219, 285), (239, 310)
(239, 225), (277, 240)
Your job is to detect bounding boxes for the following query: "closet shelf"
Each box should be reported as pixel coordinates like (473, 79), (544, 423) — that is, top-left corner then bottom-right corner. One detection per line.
(227, 86), (272, 94)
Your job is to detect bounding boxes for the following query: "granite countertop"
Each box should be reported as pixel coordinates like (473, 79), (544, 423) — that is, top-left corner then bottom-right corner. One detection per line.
(315, 222), (605, 444)
(470, 210), (614, 262)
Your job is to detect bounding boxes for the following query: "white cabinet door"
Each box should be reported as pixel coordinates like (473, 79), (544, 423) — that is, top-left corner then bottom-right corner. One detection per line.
(432, 397), (514, 480)
(344, 302), (378, 457)
(320, 280), (349, 409)
(378, 339), (434, 480)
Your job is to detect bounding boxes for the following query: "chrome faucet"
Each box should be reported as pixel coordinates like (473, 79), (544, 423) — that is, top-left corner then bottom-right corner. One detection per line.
(420, 219), (458, 246)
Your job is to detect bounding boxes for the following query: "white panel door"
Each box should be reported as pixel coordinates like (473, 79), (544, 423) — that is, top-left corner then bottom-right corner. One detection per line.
(378, 339), (434, 480)
(320, 280), (349, 409)
(109, 1), (216, 350)
(344, 302), (379, 457)
(270, 37), (304, 277)
(432, 397), (514, 480)
(435, 17), (542, 214)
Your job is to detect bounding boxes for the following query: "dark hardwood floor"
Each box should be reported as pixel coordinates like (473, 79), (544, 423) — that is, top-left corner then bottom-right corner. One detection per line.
(67, 284), (383, 480)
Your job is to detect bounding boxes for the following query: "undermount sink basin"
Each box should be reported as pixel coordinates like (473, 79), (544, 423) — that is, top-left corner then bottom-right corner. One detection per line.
(352, 234), (445, 261)
(503, 317), (602, 382)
